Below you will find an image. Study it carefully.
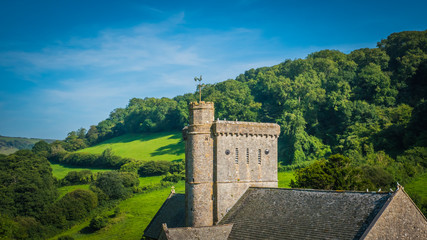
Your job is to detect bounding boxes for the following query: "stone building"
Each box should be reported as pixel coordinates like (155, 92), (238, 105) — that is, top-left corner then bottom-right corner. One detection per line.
(143, 101), (427, 240)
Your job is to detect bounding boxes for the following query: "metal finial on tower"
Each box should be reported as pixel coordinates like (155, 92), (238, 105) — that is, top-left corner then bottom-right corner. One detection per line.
(194, 75), (204, 102)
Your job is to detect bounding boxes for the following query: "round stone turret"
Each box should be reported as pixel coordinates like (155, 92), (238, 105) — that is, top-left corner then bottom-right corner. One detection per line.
(185, 101), (214, 227)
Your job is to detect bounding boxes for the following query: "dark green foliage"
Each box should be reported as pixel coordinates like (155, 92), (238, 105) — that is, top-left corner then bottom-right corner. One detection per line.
(60, 30), (426, 167)
(55, 189), (98, 221)
(162, 173), (185, 183)
(0, 150), (57, 218)
(61, 170), (94, 186)
(48, 149), (131, 169)
(57, 235), (75, 240)
(91, 171), (139, 200)
(138, 160), (171, 176)
(32, 140), (51, 156)
(291, 154), (364, 190)
(119, 160), (144, 173)
(169, 160), (185, 174)
(13, 216), (46, 240)
(89, 215), (108, 231)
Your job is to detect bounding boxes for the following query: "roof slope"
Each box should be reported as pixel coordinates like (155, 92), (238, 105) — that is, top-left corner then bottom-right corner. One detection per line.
(144, 193), (186, 239)
(159, 223), (233, 240)
(220, 187), (391, 240)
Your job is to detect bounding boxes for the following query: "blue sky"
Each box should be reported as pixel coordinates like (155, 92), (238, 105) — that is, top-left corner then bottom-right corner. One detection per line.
(0, 0), (426, 139)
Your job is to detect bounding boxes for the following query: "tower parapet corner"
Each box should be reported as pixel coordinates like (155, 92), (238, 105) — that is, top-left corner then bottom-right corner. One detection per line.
(189, 101), (214, 109)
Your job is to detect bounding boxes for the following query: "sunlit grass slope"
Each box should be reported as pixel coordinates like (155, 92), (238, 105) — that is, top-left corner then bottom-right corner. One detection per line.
(53, 181), (185, 240)
(50, 163), (110, 179)
(405, 172), (427, 201)
(76, 132), (184, 162)
(278, 171), (294, 188)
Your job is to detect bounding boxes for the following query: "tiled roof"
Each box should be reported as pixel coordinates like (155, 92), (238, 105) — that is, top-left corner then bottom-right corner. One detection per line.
(144, 193), (185, 239)
(219, 187), (391, 240)
(160, 223), (233, 240)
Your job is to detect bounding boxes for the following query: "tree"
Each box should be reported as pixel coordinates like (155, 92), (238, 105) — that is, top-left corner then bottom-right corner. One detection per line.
(0, 150), (57, 218)
(56, 189), (98, 221)
(91, 171), (138, 199)
(291, 154), (364, 190)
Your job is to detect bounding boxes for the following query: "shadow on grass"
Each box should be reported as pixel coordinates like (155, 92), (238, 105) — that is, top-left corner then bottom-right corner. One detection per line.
(150, 141), (185, 157)
(79, 226), (95, 234)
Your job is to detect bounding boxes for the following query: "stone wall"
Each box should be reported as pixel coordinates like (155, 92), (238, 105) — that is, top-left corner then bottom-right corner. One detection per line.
(183, 102), (280, 226)
(185, 102), (214, 227)
(362, 188), (427, 239)
(213, 121), (280, 223)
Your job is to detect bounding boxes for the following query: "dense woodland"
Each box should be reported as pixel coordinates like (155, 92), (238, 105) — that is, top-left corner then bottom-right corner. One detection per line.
(1, 30), (427, 239)
(64, 31), (427, 165)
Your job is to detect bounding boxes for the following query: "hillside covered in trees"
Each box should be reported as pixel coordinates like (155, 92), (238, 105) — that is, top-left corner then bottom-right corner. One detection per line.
(67, 30), (426, 165)
(1, 30), (426, 239)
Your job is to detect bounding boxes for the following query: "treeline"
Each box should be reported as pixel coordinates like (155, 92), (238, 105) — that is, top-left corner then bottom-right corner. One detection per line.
(65, 30), (426, 166)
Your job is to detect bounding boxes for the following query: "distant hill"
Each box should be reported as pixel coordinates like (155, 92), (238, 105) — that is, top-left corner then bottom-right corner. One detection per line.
(76, 131), (184, 162)
(0, 135), (56, 155)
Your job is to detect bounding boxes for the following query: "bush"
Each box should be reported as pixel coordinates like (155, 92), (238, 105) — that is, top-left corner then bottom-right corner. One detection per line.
(162, 173), (185, 183)
(119, 160), (144, 173)
(49, 151), (131, 169)
(138, 160), (171, 176)
(61, 170), (94, 186)
(91, 171), (138, 200)
(89, 215), (108, 231)
(56, 189), (98, 221)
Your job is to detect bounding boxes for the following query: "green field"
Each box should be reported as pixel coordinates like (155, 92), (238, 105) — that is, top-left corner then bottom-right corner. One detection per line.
(52, 181), (185, 240)
(405, 172), (427, 200)
(278, 171), (294, 188)
(76, 132), (184, 162)
(50, 163), (111, 179)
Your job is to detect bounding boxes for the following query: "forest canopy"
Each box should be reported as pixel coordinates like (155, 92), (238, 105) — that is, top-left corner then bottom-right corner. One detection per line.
(66, 30), (427, 166)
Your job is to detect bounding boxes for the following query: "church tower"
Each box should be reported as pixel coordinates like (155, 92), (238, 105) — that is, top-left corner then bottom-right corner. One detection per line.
(183, 101), (280, 226)
(184, 101), (215, 227)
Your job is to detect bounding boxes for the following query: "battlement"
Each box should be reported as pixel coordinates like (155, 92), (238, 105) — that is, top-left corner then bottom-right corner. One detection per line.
(213, 120), (280, 137)
(189, 101), (214, 109)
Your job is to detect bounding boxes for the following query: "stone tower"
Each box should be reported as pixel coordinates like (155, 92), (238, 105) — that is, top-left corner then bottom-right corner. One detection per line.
(183, 101), (280, 227)
(184, 101), (215, 227)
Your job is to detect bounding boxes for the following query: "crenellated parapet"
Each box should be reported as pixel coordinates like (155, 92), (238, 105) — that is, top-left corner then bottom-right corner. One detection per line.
(213, 121), (280, 138)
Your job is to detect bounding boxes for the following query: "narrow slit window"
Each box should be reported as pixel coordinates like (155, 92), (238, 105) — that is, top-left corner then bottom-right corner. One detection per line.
(246, 148), (249, 164)
(258, 149), (261, 164)
(235, 148), (239, 164)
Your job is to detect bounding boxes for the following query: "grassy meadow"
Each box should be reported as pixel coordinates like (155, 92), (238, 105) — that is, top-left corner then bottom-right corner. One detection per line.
(405, 172), (427, 201)
(50, 163), (111, 179)
(76, 132), (184, 162)
(52, 181), (185, 240)
(278, 171), (294, 188)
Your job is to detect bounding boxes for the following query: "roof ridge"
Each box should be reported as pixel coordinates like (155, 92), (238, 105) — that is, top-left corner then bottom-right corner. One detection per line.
(248, 186), (392, 194)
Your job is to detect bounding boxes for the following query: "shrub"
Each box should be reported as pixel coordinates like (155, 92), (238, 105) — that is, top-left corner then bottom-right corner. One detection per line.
(89, 215), (108, 231)
(162, 173), (185, 183)
(56, 189), (98, 221)
(61, 170), (94, 186)
(138, 160), (171, 176)
(91, 171), (138, 200)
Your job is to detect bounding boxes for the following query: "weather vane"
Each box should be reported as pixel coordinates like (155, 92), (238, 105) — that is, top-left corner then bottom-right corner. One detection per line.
(194, 75), (204, 102)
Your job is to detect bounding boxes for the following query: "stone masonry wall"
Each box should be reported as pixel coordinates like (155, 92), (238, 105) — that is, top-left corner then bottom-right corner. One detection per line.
(213, 121), (280, 223)
(183, 102), (280, 226)
(362, 188), (427, 239)
(185, 102), (214, 227)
